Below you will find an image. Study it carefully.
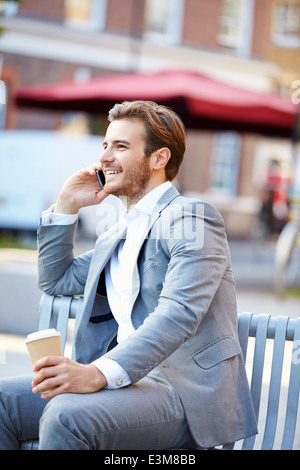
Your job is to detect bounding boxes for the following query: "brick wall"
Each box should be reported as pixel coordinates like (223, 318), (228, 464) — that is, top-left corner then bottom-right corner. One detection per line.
(182, 0), (222, 49)
(18, 0), (65, 22)
(251, 0), (273, 58)
(106, 0), (146, 36)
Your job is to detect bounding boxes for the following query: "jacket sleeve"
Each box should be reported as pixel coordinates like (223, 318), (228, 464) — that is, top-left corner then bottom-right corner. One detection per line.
(37, 221), (93, 296)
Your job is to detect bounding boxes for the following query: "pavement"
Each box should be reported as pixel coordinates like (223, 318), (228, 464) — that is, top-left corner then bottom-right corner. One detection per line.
(0, 236), (299, 449)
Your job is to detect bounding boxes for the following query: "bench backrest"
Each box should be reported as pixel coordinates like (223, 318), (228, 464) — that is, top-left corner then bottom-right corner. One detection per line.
(38, 294), (300, 450)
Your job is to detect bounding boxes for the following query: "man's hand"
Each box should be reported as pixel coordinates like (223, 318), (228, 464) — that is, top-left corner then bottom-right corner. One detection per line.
(31, 356), (108, 399)
(54, 164), (108, 215)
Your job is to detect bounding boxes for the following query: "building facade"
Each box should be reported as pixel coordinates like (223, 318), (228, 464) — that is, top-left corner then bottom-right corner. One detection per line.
(0, 0), (299, 236)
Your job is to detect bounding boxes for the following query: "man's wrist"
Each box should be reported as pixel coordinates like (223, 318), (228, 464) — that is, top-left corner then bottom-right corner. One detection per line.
(54, 196), (79, 215)
(89, 364), (108, 390)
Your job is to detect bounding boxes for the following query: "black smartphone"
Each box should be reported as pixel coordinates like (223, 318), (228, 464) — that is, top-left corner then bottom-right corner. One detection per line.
(96, 170), (105, 188)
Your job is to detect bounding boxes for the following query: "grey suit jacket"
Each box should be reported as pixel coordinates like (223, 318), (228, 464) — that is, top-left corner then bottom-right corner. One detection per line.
(37, 186), (257, 448)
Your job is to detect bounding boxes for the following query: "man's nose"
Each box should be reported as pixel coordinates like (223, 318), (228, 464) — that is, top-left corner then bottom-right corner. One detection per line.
(99, 146), (114, 164)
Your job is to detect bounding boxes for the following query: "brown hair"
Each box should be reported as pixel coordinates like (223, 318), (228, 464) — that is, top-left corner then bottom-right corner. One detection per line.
(107, 100), (185, 181)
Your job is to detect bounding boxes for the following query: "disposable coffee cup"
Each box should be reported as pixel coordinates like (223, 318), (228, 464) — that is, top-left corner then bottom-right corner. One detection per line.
(25, 328), (62, 364)
(25, 329), (62, 392)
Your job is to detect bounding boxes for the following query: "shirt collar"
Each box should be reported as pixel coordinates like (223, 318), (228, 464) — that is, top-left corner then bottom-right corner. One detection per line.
(128, 181), (173, 218)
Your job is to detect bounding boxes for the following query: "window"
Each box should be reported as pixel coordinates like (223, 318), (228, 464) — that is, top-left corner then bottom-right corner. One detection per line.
(218, 0), (241, 48)
(65, 0), (107, 31)
(272, 4), (300, 48)
(218, 0), (254, 57)
(144, 0), (184, 44)
(209, 132), (241, 196)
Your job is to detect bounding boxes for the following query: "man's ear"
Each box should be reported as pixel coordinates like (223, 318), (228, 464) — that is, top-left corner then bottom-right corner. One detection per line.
(151, 148), (171, 171)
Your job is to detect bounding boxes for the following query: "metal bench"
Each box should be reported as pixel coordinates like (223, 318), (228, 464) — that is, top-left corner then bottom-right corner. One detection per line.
(20, 294), (300, 450)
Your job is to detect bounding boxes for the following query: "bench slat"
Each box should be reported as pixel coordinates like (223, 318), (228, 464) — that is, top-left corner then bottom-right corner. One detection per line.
(281, 317), (300, 449)
(261, 315), (289, 449)
(242, 314), (270, 450)
(38, 294), (54, 330)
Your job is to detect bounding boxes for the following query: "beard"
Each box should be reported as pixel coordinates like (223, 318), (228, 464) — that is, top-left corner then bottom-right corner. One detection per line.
(104, 156), (152, 206)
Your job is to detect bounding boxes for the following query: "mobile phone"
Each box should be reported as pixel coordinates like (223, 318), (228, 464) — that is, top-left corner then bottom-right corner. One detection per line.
(96, 170), (105, 188)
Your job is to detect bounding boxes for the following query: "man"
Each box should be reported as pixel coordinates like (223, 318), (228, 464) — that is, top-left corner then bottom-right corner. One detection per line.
(0, 100), (257, 450)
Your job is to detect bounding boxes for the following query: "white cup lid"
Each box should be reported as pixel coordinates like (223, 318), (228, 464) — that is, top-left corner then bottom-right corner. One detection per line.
(25, 328), (61, 343)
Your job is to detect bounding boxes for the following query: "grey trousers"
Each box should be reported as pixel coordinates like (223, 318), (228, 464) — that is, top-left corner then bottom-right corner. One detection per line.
(0, 368), (196, 450)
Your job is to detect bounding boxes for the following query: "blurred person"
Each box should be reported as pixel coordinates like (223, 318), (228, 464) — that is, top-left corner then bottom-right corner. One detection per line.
(0, 101), (257, 450)
(258, 159), (290, 236)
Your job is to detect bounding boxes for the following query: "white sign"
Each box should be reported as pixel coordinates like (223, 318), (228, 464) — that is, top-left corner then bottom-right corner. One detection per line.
(0, 130), (104, 234)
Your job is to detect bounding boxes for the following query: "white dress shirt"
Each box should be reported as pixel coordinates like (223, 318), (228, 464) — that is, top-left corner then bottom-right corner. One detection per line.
(41, 181), (172, 389)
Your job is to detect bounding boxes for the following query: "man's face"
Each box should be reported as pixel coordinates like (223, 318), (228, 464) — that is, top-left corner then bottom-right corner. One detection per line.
(100, 118), (152, 206)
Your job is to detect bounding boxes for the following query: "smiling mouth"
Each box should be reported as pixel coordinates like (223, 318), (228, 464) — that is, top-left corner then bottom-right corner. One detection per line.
(105, 170), (122, 176)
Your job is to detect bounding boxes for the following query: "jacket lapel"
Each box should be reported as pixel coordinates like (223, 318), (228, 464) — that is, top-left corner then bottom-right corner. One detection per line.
(130, 185), (180, 308)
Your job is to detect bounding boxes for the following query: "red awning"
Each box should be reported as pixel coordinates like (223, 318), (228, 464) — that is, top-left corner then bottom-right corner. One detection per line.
(15, 69), (298, 137)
